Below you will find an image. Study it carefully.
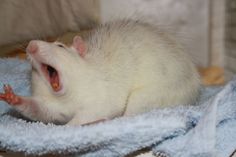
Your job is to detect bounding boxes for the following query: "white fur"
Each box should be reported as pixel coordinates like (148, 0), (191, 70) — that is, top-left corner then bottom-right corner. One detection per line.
(22, 20), (200, 125)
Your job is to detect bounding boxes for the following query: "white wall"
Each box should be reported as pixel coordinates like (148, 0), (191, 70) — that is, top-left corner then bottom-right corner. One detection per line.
(0, 0), (99, 47)
(225, 0), (236, 80)
(100, 0), (210, 67)
(209, 0), (225, 68)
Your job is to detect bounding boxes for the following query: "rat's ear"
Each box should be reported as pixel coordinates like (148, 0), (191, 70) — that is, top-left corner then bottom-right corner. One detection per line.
(72, 35), (87, 57)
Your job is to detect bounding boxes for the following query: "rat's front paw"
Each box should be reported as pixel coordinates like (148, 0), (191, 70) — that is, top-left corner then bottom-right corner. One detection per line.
(0, 84), (21, 105)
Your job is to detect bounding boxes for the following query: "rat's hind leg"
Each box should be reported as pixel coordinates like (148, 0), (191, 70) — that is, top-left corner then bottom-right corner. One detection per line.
(67, 109), (107, 126)
(124, 88), (161, 116)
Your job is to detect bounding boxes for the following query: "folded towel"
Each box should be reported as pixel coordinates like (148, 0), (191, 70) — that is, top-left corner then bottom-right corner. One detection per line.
(0, 58), (235, 157)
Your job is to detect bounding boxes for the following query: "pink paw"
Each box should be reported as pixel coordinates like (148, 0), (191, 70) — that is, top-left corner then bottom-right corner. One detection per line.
(0, 84), (21, 105)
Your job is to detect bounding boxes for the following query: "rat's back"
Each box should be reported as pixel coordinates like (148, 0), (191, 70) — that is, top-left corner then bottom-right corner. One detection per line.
(83, 20), (200, 115)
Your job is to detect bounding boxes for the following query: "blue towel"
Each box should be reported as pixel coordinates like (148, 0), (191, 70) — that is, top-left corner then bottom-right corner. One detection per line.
(0, 58), (235, 157)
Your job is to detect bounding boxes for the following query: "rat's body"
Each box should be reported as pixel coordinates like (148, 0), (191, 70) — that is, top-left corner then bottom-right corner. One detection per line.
(0, 20), (200, 125)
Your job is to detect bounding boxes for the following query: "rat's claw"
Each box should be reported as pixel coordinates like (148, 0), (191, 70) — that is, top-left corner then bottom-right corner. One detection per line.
(3, 84), (13, 93)
(3, 84), (8, 91)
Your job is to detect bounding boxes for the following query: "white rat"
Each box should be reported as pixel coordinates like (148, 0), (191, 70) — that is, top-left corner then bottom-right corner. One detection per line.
(0, 20), (200, 125)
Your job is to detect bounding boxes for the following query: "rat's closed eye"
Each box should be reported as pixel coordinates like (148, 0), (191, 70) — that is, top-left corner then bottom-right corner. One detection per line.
(56, 44), (65, 48)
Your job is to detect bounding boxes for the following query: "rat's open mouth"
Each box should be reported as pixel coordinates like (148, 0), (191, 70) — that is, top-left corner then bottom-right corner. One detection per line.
(41, 64), (61, 92)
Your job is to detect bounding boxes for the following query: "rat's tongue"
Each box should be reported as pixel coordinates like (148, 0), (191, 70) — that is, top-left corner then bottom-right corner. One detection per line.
(49, 71), (60, 92)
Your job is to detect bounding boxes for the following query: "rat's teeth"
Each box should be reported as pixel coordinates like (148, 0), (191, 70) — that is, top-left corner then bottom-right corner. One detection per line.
(52, 83), (59, 89)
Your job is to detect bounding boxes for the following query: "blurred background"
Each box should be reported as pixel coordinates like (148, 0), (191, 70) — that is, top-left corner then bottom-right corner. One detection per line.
(0, 0), (235, 85)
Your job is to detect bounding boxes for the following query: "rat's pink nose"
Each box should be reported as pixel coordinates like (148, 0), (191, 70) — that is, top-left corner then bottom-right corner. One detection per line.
(26, 40), (38, 54)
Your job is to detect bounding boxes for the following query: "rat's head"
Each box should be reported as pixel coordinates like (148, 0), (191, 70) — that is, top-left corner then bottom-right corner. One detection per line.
(26, 36), (88, 97)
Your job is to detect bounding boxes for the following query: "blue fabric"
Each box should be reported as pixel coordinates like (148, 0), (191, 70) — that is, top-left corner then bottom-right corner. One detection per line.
(0, 58), (235, 157)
